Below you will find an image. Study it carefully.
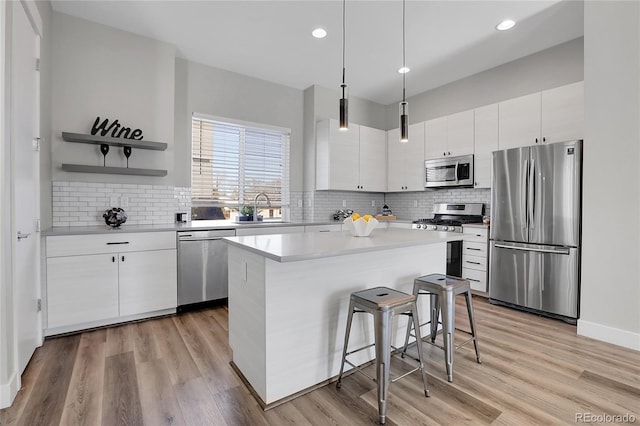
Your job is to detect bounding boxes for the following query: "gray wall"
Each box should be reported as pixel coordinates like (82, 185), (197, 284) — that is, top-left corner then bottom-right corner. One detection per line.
(174, 59), (304, 191)
(580, 1), (639, 348)
(385, 37), (584, 129)
(50, 12), (175, 185)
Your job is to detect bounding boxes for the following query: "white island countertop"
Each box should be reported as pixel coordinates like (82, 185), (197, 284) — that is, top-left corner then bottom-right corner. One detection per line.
(223, 228), (461, 262)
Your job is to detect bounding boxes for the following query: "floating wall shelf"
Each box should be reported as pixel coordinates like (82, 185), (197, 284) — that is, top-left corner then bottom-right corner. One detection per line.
(62, 164), (167, 177)
(62, 132), (167, 151)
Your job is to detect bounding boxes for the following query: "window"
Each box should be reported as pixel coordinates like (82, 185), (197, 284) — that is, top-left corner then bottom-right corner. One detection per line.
(191, 115), (290, 220)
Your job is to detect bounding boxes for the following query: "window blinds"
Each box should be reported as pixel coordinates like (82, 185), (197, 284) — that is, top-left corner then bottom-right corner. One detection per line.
(191, 117), (290, 207)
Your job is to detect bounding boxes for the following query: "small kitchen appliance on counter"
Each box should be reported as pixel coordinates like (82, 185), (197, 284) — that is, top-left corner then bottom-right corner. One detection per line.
(412, 203), (484, 276)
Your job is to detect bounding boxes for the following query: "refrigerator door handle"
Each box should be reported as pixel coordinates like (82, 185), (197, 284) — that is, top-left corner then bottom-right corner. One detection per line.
(529, 159), (536, 231)
(494, 243), (570, 255)
(522, 159), (529, 230)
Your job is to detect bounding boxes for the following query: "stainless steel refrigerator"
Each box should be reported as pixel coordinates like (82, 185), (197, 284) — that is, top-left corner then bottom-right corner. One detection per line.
(489, 140), (582, 323)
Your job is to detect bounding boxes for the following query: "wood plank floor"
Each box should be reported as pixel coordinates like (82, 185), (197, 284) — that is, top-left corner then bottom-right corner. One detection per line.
(2, 297), (638, 425)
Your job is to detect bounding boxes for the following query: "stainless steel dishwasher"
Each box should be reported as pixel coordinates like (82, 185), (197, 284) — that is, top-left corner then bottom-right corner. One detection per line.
(177, 229), (236, 312)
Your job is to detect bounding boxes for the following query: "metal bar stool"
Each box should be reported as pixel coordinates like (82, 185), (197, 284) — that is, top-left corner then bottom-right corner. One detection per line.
(402, 274), (481, 382)
(336, 286), (429, 425)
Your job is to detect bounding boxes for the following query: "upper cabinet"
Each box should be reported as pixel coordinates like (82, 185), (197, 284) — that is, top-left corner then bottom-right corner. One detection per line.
(387, 123), (425, 192)
(473, 103), (499, 189)
(499, 81), (584, 149)
(316, 119), (386, 192)
(425, 110), (474, 160)
(541, 81), (584, 144)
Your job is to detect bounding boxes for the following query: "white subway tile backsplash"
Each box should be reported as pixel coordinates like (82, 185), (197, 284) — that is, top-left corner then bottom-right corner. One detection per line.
(52, 182), (192, 227)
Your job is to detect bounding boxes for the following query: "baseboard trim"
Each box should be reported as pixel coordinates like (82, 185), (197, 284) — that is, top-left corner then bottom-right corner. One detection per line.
(577, 319), (640, 351)
(0, 370), (20, 409)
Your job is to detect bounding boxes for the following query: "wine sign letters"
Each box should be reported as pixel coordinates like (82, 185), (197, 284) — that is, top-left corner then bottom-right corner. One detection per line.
(91, 117), (144, 140)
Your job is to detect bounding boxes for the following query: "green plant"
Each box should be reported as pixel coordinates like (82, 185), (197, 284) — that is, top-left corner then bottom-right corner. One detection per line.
(240, 205), (254, 216)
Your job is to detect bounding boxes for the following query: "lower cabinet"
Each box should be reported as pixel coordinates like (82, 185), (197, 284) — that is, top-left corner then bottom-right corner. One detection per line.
(461, 225), (489, 293)
(45, 231), (177, 333)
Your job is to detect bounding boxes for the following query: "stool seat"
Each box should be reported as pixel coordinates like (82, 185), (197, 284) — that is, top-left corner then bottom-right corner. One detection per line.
(337, 286), (429, 424)
(403, 274), (481, 382)
(352, 286), (416, 309)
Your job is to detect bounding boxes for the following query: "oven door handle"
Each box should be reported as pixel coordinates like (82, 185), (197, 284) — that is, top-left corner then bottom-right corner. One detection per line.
(454, 161), (460, 183)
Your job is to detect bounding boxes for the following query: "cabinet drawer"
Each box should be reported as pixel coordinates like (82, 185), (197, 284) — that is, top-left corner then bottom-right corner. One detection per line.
(462, 226), (488, 241)
(462, 254), (487, 272)
(304, 224), (342, 232)
(462, 267), (487, 292)
(47, 231), (176, 257)
(463, 240), (487, 256)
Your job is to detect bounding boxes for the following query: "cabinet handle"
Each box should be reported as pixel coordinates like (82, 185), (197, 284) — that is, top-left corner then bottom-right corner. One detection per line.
(466, 247), (481, 251)
(121, 255), (125, 262)
(443, 152), (446, 156)
(448, 151), (451, 155)
(466, 261), (482, 265)
(543, 137), (546, 143)
(112, 256), (115, 262)
(535, 138), (539, 144)
(107, 242), (129, 245)
(465, 277), (481, 282)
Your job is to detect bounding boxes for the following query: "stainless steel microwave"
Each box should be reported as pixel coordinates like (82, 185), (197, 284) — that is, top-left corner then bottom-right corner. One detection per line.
(425, 154), (474, 188)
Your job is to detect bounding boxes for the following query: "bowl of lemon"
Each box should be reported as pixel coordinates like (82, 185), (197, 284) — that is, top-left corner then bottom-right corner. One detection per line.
(343, 213), (379, 237)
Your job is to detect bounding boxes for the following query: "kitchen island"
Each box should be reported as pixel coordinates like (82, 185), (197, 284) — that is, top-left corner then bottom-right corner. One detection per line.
(224, 228), (460, 407)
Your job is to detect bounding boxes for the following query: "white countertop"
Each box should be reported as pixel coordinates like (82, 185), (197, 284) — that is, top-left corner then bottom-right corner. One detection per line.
(224, 228), (461, 262)
(41, 220), (339, 236)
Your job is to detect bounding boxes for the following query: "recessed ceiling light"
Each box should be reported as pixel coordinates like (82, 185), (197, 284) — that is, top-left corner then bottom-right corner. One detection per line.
(496, 19), (516, 31)
(398, 67), (410, 74)
(312, 28), (327, 38)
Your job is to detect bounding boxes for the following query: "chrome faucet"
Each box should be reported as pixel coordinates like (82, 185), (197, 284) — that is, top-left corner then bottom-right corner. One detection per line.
(253, 192), (271, 221)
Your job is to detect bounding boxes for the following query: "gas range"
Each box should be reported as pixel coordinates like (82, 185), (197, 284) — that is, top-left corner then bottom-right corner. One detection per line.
(411, 203), (484, 233)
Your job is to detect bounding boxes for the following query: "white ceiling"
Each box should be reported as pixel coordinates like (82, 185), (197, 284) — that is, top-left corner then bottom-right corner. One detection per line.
(50, 0), (584, 105)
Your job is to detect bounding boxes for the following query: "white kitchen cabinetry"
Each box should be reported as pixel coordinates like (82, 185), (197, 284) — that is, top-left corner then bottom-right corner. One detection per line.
(499, 81), (584, 149)
(45, 231), (177, 334)
(461, 225), (489, 293)
(316, 119), (386, 192)
(387, 123), (425, 192)
(473, 104), (499, 188)
(425, 110), (474, 160)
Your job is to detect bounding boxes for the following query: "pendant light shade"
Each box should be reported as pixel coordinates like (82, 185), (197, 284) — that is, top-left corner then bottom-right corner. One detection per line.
(399, 0), (408, 143)
(339, 0), (348, 131)
(400, 101), (409, 142)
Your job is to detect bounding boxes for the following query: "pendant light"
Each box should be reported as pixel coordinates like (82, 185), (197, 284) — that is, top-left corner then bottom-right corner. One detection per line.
(339, 0), (348, 131)
(399, 0), (409, 142)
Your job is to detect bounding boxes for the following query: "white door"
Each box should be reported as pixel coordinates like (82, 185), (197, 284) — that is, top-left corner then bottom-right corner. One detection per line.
(11, 1), (41, 374)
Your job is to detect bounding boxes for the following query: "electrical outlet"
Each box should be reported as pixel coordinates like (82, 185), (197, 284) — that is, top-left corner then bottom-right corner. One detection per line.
(110, 196), (118, 206)
(297, 199), (303, 208)
(413, 200), (418, 208)
(371, 200), (375, 207)
(342, 200), (347, 207)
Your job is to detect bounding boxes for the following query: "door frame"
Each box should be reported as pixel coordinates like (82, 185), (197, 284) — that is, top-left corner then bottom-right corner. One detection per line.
(0, 0), (42, 409)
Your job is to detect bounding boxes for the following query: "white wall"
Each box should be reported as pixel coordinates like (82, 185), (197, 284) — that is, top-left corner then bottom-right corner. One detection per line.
(385, 37), (584, 128)
(174, 59), (304, 191)
(579, 1), (640, 350)
(50, 12), (175, 185)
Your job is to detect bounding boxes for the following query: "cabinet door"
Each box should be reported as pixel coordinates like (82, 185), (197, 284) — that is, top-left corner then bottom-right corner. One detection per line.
(474, 104), (499, 188)
(47, 254), (119, 328)
(386, 128), (404, 192)
(119, 249), (177, 316)
(424, 116), (448, 160)
(541, 81), (584, 144)
(404, 122), (426, 191)
(358, 126), (387, 192)
(447, 110), (474, 157)
(316, 119), (359, 190)
(499, 92), (541, 149)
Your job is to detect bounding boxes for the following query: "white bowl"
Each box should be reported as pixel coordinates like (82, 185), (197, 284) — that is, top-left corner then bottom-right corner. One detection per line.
(343, 217), (379, 237)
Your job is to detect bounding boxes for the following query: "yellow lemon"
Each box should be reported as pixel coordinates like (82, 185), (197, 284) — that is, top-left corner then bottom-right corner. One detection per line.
(363, 214), (373, 222)
(351, 213), (361, 221)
